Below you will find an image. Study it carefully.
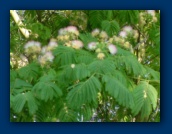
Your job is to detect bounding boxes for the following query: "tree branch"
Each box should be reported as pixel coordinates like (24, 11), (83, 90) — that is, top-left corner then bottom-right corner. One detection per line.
(10, 10), (30, 38)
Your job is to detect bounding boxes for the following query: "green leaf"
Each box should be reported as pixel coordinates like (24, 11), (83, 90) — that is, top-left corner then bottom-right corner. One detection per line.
(27, 92), (39, 114)
(33, 72), (62, 101)
(67, 76), (101, 108)
(79, 105), (93, 121)
(132, 81), (158, 119)
(88, 10), (104, 28)
(39, 69), (57, 82)
(101, 20), (120, 36)
(88, 59), (116, 75)
(12, 93), (26, 113)
(29, 22), (51, 40)
(12, 91), (38, 114)
(145, 66), (160, 81)
(112, 70), (130, 88)
(58, 103), (77, 122)
(103, 10), (113, 20)
(63, 63), (91, 81)
(33, 81), (62, 101)
(116, 46), (133, 56)
(115, 55), (146, 76)
(117, 10), (139, 25)
(76, 50), (95, 64)
(103, 75), (134, 108)
(11, 78), (32, 89)
(18, 63), (40, 82)
(10, 70), (18, 81)
(79, 33), (97, 46)
(10, 94), (14, 108)
(10, 78), (32, 95)
(53, 46), (76, 66)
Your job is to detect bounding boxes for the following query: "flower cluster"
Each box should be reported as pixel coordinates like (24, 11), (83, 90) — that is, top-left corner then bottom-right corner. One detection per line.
(38, 39), (58, 65)
(38, 52), (54, 65)
(57, 26), (79, 41)
(94, 43), (117, 60)
(104, 24), (138, 52)
(147, 10), (157, 22)
(24, 41), (41, 55)
(91, 29), (108, 41)
(71, 40), (84, 49)
(65, 11), (87, 30)
(10, 53), (28, 68)
(64, 40), (84, 49)
(41, 39), (58, 54)
(119, 25), (134, 38)
(24, 39), (57, 66)
(107, 35), (133, 52)
(57, 26), (84, 50)
(139, 10), (157, 26)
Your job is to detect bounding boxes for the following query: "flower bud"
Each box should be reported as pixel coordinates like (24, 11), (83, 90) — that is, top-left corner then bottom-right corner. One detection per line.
(97, 53), (105, 60)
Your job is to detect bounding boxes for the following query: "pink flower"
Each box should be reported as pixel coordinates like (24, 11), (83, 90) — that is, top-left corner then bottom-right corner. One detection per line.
(123, 26), (133, 32)
(71, 40), (84, 49)
(108, 44), (117, 55)
(24, 41), (41, 54)
(38, 52), (54, 65)
(88, 42), (97, 50)
(24, 41), (41, 49)
(47, 39), (58, 51)
(65, 26), (79, 35)
(91, 29), (100, 36)
(119, 31), (127, 38)
(66, 26), (78, 32)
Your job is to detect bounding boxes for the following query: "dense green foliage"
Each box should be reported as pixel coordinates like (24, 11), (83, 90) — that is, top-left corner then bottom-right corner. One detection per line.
(10, 10), (160, 122)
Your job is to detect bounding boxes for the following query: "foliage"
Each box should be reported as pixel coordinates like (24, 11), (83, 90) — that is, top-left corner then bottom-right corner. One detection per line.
(10, 10), (160, 122)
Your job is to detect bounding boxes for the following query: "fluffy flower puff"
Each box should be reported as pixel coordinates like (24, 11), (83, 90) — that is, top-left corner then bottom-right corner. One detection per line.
(24, 41), (41, 54)
(58, 26), (79, 36)
(91, 29), (100, 37)
(88, 42), (97, 50)
(38, 52), (54, 65)
(58, 28), (67, 35)
(41, 46), (47, 54)
(123, 26), (133, 32)
(147, 10), (155, 17)
(44, 52), (54, 62)
(47, 39), (58, 51)
(65, 26), (79, 36)
(71, 40), (84, 49)
(24, 41), (41, 49)
(108, 44), (117, 55)
(64, 42), (72, 47)
(97, 53), (105, 60)
(124, 42), (130, 49)
(99, 31), (108, 39)
(119, 31), (127, 38)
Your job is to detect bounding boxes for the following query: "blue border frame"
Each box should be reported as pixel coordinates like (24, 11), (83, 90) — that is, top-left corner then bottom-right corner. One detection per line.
(1, 0), (171, 133)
